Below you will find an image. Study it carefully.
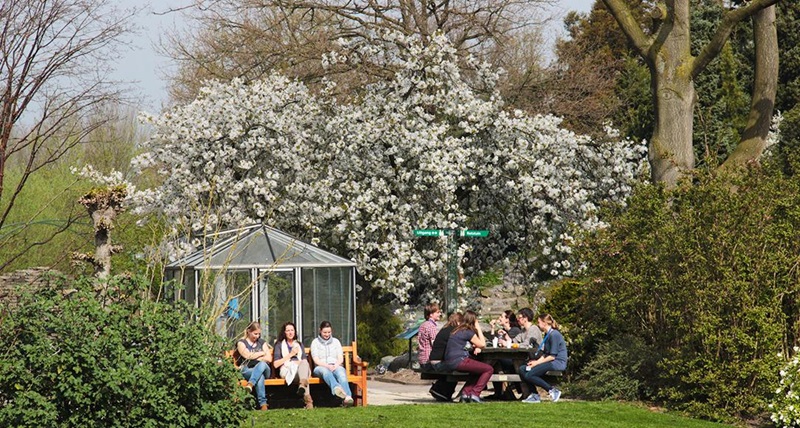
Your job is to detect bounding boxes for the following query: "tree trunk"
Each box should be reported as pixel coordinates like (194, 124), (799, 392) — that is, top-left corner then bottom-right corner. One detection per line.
(602, 0), (782, 186)
(720, 5), (779, 170)
(647, 1), (695, 187)
(649, 68), (696, 186)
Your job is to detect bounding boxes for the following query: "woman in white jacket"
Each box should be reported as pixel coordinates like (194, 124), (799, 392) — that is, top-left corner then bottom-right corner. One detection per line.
(310, 321), (354, 406)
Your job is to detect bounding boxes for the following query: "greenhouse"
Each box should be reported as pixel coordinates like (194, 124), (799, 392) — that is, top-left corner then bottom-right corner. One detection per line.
(164, 224), (357, 345)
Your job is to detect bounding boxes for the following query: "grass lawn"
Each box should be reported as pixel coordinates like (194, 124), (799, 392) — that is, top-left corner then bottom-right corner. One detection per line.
(242, 401), (731, 427)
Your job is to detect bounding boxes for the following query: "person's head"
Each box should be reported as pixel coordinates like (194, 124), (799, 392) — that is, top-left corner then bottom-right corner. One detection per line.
(445, 312), (463, 328)
(537, 314), (559, 331)
(517, 308), (534, 326)
(504, 310), (520, 328)
(244, 321), (262, 341)
(424, 303), (442, 321)
(277, 322), (298, 343)
(455, 310), (479, 334)
(319, 320), (333, 340)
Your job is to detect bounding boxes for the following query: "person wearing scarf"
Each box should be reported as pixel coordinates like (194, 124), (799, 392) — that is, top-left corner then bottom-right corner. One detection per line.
(310, 321), (354, 406)
(273, 321), (313, 409)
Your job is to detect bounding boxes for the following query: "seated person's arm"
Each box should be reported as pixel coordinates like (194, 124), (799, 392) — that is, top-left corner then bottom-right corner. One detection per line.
(470, 320), (487, 349)
(259, 343), (273, 363)
(237, 341), (269, 361)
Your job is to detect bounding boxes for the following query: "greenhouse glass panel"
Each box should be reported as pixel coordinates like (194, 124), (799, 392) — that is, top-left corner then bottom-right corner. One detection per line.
(259, 270), (295, 344)
(301, 267), (354, 345)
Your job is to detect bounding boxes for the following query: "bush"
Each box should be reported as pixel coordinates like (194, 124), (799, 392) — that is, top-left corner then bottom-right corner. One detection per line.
(356, 300), (406, 364)
(546, 167), (800, 422)
(568, 335), (658, 402)
(0, 273), (248, 427)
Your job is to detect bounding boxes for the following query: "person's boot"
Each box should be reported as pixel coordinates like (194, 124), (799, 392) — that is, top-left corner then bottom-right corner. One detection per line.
(297, 379), (309, 397)
(260, 404), (268, 411)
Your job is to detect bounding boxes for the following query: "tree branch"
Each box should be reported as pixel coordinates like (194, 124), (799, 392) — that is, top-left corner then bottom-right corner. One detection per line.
(691, 0), (780, 79)
(600, 0), (651, 59)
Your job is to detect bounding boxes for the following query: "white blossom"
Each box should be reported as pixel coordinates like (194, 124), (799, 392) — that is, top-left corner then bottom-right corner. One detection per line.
(128, 33), (646, 302)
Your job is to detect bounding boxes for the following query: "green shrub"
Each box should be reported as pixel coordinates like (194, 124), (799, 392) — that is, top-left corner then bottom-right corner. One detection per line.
(356, 300), (406, 364)
(0, 273), (248, 427)
(546, 167), (800, 422)
(568, 335), (657, 402)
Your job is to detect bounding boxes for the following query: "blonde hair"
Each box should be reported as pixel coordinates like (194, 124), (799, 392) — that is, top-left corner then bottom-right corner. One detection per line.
(537, 314), (560, 330)
(242, 321), (262, 339)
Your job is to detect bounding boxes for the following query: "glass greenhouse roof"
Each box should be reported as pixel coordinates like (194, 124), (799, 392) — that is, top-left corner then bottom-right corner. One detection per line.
(167, 224), (356, 269)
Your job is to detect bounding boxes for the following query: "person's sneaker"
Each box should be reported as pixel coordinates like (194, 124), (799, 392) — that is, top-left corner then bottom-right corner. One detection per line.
(549, 388), (562, 402)
(343, 396), (354, 407)
(469, 395), (484, 404)
(522, 393), (541, 403)
(244, 382), (254, 393)
(459, 394), (471, 403)
(429, 388), (451, 402)
(334, 386), (347, 399)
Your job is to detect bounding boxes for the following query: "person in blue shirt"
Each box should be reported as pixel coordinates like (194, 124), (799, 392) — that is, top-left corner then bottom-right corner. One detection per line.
(518, 314), (568, 403)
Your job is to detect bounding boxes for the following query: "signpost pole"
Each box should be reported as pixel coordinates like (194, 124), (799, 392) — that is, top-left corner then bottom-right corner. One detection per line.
(413, 228), (490, 315)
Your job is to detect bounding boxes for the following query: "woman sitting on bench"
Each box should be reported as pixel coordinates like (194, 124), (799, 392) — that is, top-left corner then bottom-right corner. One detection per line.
(236, 322), (273, 411)
(519, 314), (568, 403)
(273, 322), (314, 409)
(310, 321), (355, 407)
(442, 310), (493, 403)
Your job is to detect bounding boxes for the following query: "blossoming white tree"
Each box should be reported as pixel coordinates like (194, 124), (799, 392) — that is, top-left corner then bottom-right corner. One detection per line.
(131, 34), (646, 302)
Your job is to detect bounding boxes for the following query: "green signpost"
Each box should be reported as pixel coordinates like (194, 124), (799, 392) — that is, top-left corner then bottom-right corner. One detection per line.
(412, 228), (490, 314)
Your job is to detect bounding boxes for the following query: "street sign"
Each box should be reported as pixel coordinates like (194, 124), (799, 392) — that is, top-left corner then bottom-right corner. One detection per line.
(459, 229), (489, 237)
(413, 229), (444, 237)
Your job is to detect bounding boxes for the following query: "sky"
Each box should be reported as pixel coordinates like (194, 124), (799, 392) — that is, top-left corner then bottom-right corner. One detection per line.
(113, 0), (597, 114)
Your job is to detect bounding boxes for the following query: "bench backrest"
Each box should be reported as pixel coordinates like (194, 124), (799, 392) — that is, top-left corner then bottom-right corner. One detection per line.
(227, 341), (362, 377)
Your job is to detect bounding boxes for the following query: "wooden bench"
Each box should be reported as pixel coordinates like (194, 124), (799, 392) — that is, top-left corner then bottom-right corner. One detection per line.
(226, 341), (369, 406)
(417, 368), (562, 383)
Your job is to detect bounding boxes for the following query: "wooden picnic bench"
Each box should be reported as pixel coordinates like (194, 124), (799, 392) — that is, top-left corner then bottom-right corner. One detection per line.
(226, 341), (369, 407)
(416, 368), (563, 384)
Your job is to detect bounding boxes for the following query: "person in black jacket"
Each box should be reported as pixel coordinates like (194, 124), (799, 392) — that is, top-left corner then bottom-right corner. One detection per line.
(426, 312), (462, 401)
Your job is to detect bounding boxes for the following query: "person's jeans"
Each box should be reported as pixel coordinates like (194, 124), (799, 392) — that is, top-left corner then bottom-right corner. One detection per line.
(241, 361), (271, 406)
(455, 358), (494, 397)
(518, 361), (559, 392)
(313, 365), (352, 397)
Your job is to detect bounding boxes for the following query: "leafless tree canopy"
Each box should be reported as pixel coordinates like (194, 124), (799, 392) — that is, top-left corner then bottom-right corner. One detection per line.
(0, 0), (136, 270)
(166, 0), (554, 103)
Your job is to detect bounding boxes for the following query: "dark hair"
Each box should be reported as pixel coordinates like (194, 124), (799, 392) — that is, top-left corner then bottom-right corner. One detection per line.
(518, 308), (534, 323)
(319, 320), (332, 330)
(445, 312), (463, 328)
(504, 310), (520, 328)
(424, 303), (440, 319)
(453, 310), (479, 334)
(276, 321), (298, 344)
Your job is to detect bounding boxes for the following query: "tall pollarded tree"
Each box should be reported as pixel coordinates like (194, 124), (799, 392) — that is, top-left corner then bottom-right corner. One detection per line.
(0, 0), (136, 270)
(602, 0), (779, 186)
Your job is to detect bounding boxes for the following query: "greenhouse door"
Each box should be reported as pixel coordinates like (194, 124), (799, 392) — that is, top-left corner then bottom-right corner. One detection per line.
(258, 269), (297, 344)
